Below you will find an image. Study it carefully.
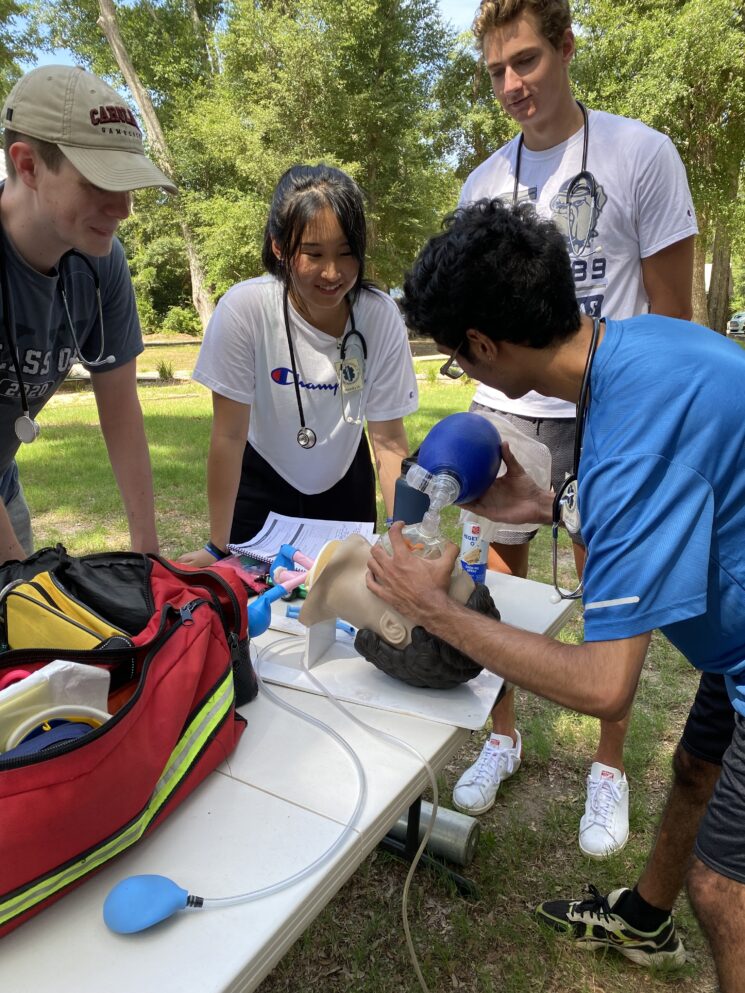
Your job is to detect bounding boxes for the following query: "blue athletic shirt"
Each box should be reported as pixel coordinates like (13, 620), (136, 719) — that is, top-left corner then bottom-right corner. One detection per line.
(579, 314), (745, 715)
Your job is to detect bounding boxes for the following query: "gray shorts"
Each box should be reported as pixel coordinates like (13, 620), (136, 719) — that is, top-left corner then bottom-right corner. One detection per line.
(695, 711), (745, 883)
(469, 402), (581, 547)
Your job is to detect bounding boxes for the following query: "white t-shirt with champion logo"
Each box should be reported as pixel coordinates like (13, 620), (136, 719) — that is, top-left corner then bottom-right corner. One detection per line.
(459, 109), (698, 418)
(193, 275), (418, 493)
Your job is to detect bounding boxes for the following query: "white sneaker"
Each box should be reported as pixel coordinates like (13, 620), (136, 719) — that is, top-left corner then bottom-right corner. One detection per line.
(578, 762), (629, 858)
(452, 731), (522, 815)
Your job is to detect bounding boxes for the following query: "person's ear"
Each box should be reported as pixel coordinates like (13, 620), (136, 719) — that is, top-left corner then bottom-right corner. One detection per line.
(560, 28), (575, 67)
(466, 328), (499, 364)
(271, 238), (283, 262)
(8, 141), (40, 190)
(379, 611), (408, 647)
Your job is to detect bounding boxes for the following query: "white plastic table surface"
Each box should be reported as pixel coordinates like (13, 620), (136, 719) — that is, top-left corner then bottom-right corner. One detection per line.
(0, 572), (575, 993)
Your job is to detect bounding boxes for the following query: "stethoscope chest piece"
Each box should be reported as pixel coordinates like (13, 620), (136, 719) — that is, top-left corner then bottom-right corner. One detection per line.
(558, 476), (580, 533)
(296, 426), (317, 449)
(15, 413), (40, 444)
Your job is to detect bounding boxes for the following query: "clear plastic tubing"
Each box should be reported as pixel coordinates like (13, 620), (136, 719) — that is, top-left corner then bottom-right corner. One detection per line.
(200, 637), (437, 916)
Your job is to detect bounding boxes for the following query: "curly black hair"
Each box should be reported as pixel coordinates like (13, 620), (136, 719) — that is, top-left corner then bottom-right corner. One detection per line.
(401, 199), (581, 357)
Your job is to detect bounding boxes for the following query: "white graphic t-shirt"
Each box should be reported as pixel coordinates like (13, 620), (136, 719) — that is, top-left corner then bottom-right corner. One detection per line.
(459, 109), (698, 417)
(193, 276), (418, 493)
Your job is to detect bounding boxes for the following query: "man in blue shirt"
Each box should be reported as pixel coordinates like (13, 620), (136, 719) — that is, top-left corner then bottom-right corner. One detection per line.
(364, 199), (744, 990)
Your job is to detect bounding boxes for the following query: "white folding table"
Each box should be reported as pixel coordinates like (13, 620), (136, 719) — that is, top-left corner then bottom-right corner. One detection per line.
(0, 572), (575, 993)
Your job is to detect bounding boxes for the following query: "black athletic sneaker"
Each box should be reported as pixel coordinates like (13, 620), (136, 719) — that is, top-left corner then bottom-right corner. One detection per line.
(534, 885), (686, 967)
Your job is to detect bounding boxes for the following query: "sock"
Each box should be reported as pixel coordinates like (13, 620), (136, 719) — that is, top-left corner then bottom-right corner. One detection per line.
(614, 887), (672, 932)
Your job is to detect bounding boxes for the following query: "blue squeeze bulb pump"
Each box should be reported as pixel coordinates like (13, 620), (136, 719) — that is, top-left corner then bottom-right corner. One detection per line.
(380, 412), (502, 559)
(104, 875), (193, 933)
(416, 412), (502, 505)
(248, 585), (289, 637)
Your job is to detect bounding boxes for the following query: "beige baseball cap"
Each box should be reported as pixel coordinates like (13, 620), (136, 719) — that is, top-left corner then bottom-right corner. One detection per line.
(1, 65), (177, 194)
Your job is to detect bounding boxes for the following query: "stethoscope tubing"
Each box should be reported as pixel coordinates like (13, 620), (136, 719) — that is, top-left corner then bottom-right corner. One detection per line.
(510, 101), (599, 601)
(551, 316), (602, 600)
(512, 100), (591, 206)
(0, 230), (111, 443)
(282, 284), (367, 448)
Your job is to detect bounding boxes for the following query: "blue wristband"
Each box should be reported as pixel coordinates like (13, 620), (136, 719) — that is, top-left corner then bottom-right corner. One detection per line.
(204, 540), (228, 561)
(385, 517), (394, 527)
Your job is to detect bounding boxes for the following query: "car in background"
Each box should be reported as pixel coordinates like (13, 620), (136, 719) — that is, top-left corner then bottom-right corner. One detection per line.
(727, 311), (745, 336)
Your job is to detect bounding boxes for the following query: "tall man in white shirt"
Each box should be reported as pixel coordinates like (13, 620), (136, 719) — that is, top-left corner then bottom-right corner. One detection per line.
(452, 0), (699, 857)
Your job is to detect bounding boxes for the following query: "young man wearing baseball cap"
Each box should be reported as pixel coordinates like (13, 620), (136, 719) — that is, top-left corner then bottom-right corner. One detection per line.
(0, 65), (177, 564)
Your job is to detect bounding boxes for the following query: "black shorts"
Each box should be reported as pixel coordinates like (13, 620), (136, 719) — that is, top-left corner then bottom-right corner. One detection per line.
(230, 434), (377, 544)
(695, 712), (745, 883)
(680, 670), (735, 765)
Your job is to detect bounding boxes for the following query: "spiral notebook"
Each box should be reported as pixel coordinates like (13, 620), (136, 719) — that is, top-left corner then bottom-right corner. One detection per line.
(228, 512), (376, 570)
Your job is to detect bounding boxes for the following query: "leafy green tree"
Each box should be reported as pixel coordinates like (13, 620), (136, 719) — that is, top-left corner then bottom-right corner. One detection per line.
(176, 0), (462, 290)
(30, 0), (465, 319)
(430, 30), (516, 187)
(572, 0), (745, 330)
(0, 1), (39, 100)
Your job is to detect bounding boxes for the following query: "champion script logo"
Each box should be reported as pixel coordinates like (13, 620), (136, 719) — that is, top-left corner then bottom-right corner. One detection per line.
(271, 367), (339, 396)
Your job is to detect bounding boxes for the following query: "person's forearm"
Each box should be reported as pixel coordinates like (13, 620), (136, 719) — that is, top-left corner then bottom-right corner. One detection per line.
(365, 529), (648, 722)
(376, 443), (407, 518)
(406, 591), (642, 722)
(93, 364), (158, 555)
(100, 409), (158, 554)
(0, 501), (27, 564)
(369, 422), (409, 518)
(206, 433), (246, 550)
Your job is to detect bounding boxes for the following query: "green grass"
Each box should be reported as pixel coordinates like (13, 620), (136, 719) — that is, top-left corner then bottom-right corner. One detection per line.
(136, 342), (201, 374)
(15, 377), (716, 993)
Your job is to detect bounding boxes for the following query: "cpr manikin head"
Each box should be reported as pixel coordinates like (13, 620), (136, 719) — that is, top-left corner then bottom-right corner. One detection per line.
(299, 534), (475, 648)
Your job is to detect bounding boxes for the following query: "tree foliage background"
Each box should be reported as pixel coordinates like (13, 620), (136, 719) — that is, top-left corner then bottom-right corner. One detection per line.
(1, 0), (743, 332)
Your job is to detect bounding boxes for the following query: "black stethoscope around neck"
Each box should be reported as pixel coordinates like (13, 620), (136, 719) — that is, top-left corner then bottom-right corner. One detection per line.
(512, 101), (595, 207)
(0, 234), (114, 444)
(550, 316), (602, 601)
(282, 285), (367, 450)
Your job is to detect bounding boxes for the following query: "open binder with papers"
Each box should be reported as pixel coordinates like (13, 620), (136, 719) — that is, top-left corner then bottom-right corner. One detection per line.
(228, 512), (376, 570)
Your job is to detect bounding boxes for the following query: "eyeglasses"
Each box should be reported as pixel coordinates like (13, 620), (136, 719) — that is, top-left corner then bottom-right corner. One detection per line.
(439, 339), (466, 379)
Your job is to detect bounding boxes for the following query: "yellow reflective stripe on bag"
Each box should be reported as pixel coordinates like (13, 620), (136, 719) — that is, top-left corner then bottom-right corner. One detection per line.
(0, 669), (235, 928)
(2, 571), (129, 651)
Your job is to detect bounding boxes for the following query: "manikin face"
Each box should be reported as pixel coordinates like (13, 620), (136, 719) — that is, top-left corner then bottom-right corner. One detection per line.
(32, 155), (132, 258)
(281, 205), (360, 330)
(482, 11), (574, 137)
(300, 534), (474, 649)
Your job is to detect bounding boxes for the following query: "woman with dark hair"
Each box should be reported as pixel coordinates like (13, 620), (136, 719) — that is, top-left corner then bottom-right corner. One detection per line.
(181, 164), (417, 566)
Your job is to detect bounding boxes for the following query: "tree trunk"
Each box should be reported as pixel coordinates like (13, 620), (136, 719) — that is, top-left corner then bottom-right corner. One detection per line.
(692, 217), (709, 327)
(706, 166), (738, 335)
(185, 0), (219, 77)
(470, 58), (490, 166)
(97, 0), (215, 328)
(708, 222), (732, 335)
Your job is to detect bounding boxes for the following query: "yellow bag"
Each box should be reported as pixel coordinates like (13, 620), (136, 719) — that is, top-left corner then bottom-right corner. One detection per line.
(1, 572), (129, 651)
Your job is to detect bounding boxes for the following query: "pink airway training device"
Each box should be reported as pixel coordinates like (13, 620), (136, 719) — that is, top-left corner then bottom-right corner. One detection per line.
(271, 568), (308, 593)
